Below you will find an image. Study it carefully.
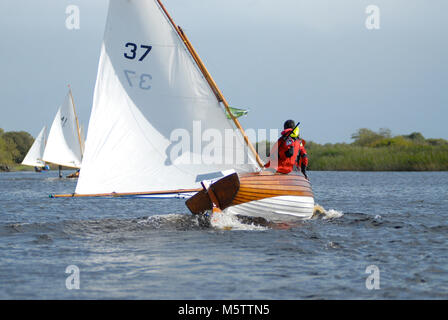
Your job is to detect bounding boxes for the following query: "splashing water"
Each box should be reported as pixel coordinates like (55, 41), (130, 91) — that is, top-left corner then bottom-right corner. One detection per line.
(209, 210), (268, 231)
(312, 204), (344, 220)
(210, 204), (343, 225)
(134, 203), (343, 232)
(136, 213), (211, 230)
(208, 204), (343, 230)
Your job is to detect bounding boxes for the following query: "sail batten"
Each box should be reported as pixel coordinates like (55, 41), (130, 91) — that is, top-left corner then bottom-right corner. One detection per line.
(75, 0), (259, 196)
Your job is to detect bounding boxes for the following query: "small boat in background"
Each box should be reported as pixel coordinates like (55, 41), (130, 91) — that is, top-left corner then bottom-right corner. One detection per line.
(42, 88), (84, 178)
(21, 126), (49, 172)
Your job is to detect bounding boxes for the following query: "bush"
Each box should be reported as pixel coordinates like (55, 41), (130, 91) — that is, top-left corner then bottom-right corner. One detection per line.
(0, 129), (35, 169)
(351, 128), (391, 147)
(2, 131), (34, 163)
(305, 128), (448, 171)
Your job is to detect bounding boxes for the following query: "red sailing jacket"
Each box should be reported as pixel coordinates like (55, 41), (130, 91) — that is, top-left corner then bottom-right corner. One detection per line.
(265, 128), (308, 174)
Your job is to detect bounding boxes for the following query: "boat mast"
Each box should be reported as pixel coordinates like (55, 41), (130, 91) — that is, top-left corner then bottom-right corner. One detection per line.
(68, 85), (84, 158)
(156, 0), (264, 168)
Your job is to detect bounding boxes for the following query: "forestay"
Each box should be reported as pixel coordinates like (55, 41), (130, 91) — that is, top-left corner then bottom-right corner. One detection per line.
(42, 90), (83, 169)
(75, 0), (259, 195)
(21, 126), (47, 167)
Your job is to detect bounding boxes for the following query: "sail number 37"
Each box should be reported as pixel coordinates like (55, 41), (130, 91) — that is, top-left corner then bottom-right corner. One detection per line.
(123, 42), (153, 90)
(124, 43), (152, 61)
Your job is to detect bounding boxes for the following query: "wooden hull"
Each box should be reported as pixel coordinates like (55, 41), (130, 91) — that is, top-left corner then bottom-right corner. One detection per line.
(230, 171), (314, 221)
(185, 171), (315, 222)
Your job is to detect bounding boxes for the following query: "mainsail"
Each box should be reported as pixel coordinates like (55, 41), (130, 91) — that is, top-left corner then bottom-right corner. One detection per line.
(42, 90), (83, 169)
(75, 0), (260, 195)
(79, 124), (86, 155)
(21, 126), (47, 167)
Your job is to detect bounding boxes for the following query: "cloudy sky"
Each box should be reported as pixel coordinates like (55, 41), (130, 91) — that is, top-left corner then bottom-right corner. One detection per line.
(1, 0), (447, 143)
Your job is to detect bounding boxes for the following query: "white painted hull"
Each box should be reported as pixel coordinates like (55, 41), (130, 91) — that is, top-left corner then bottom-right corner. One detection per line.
(224, 195), (315, 222)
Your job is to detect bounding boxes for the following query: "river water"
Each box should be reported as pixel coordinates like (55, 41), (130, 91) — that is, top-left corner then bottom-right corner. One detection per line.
(0, 171), (446, 299)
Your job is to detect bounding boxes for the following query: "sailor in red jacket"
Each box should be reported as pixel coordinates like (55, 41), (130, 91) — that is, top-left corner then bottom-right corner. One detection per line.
(264, 120), (309, 179)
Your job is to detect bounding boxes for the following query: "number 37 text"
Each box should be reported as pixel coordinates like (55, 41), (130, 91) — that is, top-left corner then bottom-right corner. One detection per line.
(123, 42), (152, 90)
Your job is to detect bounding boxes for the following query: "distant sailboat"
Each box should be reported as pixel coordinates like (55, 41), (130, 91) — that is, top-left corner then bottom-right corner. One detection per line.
(21, 126), (49, 172)
(53, 0), (314, 221)
(42, 88), (84, 177)
(79, 124), (86, 155)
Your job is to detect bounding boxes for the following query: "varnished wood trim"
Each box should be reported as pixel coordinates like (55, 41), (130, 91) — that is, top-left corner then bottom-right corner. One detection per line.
(232, 191), (314, 205)
(239, 183), (311, 190)
(235, 189), (313, 199)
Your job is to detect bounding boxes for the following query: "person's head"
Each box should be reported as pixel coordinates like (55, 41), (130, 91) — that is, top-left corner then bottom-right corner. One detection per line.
(283, 119), (295, 130)
(284, 119), (300, 138)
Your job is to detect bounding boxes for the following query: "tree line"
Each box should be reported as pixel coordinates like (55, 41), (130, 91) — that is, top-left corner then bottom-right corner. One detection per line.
(0, 129), (34, 171)
(2, 127), (448, 172)
(257, 128), (448, 171)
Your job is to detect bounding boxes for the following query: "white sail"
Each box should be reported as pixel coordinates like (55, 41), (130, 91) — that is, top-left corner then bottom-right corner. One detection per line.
(79, 124), (86, 155)
(21, 126), (47, 167)
(42, 90), (83, 169)
(75, 0), (259, 195)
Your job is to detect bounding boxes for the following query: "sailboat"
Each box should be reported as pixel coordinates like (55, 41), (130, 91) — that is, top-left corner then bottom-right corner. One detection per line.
(52, 0), (314, 221)
(21, 126), (49, 172)
(42, 88), (84, 178)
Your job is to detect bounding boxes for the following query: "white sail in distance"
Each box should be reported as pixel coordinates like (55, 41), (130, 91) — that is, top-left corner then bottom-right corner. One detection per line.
(75, 0), (259, 195)
(79, 124), (86, 155)
(21, 126), (47, 167)
(42, 90), (83, 169)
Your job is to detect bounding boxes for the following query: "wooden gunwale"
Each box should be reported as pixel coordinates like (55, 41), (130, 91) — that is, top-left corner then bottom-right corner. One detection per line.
(237, 186), (313, 194)
(235, 189), (313, 199)
(239, 173), (309, 181)
(239, 178), (308, 184)
(239, 173), (302, 178)
(240, 176), (305, 180)
(239, 183), (311, 190)
(235, 192), (313, 201)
